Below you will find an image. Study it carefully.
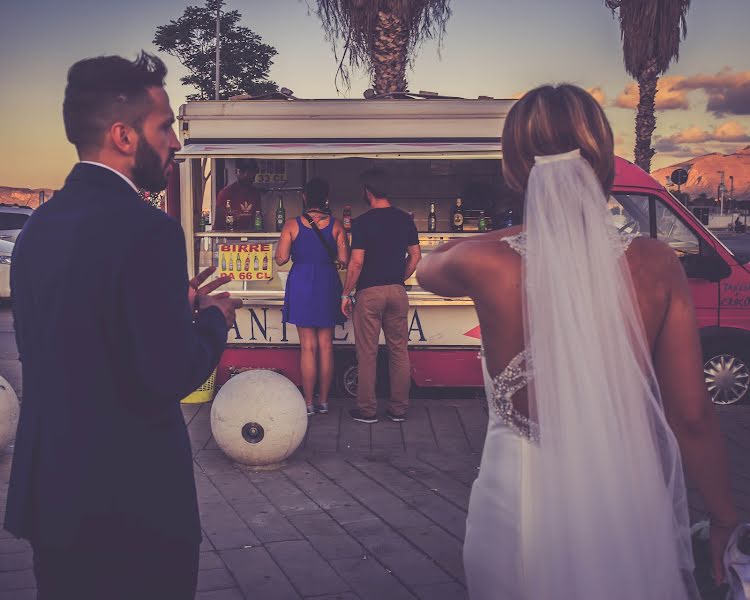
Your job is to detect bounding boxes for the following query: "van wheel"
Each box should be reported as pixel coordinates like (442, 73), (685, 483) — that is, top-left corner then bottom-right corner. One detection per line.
(703, 348), (750, 405)
(334, 355), (391, 399)
(335, 360), (359, 399)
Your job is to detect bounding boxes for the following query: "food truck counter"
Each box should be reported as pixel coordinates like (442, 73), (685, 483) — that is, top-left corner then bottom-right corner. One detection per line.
(195, 230), (479, 303)
(196, 228), (483, 395)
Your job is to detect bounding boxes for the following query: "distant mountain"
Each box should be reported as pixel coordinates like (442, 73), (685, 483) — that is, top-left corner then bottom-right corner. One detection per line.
(652, 146), (750, 201)
(0, 186), (55, 209)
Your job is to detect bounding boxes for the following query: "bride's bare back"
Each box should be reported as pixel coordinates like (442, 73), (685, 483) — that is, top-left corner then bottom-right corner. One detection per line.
(418, 226), (707, 424)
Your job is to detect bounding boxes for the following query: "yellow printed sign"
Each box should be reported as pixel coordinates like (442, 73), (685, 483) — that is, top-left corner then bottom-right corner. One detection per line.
(218, 243), (273, 281)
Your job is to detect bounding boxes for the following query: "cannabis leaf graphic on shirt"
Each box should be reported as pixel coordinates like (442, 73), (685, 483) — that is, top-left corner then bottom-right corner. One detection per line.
(239, 201), (253, 214)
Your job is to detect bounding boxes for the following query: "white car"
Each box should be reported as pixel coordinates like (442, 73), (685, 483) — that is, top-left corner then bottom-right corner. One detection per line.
(0, 205), (32, 243)
(0, 239), (13, 299)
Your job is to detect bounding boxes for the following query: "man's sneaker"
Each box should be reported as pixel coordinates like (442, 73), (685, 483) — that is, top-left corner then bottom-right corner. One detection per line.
(314, 403), (329, 415)
(386, 410), (406, 423)
(306, 405), (315, 417)
(349, 409), (378, 424)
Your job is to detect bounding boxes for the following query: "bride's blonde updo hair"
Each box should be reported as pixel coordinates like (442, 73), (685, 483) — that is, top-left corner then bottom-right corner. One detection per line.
(502, 84), (615, 194)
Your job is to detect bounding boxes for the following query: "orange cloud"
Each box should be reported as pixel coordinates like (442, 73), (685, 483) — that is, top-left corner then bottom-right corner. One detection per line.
(587, 87), (607, 106)
(654, 121), (750, 156)
(673, 68), (750, 116)
(614, 76), (690, 110)
(614, 69), (750, 115)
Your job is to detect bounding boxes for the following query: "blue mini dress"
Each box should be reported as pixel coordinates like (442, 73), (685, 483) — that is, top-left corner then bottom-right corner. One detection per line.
(282, 217), (345, 328)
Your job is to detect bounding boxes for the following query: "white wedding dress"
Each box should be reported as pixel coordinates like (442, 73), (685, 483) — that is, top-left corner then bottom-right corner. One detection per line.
(462, 151), (699, 600)
(463, 343), (533, 600)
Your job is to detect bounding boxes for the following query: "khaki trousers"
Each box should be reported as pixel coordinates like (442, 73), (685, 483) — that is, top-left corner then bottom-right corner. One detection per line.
(353, 284), (411, 417)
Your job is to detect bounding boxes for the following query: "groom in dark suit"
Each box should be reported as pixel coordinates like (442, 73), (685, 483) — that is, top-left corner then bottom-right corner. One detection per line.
(3, 52), (241, 598)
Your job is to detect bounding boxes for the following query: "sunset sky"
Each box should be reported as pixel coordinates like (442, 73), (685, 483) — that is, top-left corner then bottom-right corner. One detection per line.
(1, 0), (748, 190)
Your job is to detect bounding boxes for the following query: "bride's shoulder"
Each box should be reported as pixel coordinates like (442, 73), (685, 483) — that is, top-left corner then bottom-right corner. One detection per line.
(628, 236), (677, 261)
(627, 236), (685, 280)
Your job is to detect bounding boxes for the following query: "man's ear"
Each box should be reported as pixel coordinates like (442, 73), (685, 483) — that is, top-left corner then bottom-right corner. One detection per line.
(109, 122), (138, 157)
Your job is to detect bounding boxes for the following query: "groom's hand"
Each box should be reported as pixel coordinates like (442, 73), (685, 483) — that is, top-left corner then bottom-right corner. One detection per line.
(198, 294), (243, 329)
(189, 266), (232, 312)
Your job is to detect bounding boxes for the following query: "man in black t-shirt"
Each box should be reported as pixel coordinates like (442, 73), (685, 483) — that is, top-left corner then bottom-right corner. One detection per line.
(341, 169), (421, 423)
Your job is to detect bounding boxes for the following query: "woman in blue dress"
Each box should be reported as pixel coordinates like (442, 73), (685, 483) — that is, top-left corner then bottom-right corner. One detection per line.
(275, 178), (349, 415)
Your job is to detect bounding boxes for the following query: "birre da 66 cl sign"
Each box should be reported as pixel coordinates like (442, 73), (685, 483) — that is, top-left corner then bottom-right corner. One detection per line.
(218, 243), (273, 280)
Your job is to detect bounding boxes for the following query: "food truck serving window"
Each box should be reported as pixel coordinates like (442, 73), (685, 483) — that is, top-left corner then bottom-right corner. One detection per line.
(184, 150), (516, 299)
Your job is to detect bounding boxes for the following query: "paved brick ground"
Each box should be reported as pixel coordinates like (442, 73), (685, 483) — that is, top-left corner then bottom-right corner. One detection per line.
(0, 306), (748, 599)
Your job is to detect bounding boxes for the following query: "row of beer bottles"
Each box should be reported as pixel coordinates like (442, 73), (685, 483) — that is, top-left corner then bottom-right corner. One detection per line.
(221, 253), (269, 272)
(225, 196), (288, 232)
(225, 197), (354, 234)
(427, 198), (488, 232)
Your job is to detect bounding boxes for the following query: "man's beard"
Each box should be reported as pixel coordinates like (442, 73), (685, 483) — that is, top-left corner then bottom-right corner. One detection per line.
(132, 137), (172, 193)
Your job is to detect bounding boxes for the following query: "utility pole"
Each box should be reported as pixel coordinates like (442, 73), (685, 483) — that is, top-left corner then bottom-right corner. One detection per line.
(717, 171), (726, 216)
(215, 0), (222, 100)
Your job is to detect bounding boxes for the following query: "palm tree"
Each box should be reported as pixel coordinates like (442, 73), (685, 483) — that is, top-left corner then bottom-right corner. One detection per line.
(607, 0), (690, 173)
(315, 0), (451, 95)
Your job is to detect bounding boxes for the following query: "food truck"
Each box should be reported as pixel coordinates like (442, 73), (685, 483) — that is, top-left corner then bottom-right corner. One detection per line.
(171, 94), (750, 405)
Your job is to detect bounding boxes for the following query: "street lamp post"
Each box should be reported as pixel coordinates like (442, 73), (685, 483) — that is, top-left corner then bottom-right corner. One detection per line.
(215, 0), (222, 100)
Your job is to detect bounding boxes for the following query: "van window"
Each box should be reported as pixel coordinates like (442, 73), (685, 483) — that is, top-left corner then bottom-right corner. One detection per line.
(0, 213), (29, 231)
(654, 200), (700, 257)
(609, 194), (649, 237)
(611, 193), (701, 258)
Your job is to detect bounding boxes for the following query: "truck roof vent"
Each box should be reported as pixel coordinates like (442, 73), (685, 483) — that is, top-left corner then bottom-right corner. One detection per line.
(229, 87), (297, 101)
(362, 89), (464, 100)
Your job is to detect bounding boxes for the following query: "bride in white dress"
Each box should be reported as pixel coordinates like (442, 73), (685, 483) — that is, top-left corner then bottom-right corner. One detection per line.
(417, 84), (738, 599)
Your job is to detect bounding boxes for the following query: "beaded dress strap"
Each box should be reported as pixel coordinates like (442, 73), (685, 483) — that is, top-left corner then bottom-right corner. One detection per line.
(501, 229), (635, 257)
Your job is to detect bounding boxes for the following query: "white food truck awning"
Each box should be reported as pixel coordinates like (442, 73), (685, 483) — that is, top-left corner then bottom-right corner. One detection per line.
(176, 140), (502, 159)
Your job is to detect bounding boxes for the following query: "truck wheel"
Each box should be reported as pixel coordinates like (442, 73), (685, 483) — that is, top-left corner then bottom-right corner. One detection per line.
(335, 360), (359, 399)
(333, 354), (391, 399)
(703, 346), (750, 405)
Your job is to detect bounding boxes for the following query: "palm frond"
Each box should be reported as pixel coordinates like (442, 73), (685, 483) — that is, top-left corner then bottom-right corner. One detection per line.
(609, 0), (691, 78)
(315, 0), (451, 90)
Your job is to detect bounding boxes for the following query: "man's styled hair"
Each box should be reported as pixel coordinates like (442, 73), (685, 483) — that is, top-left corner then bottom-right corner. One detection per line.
(359, 168), (390, 199)
(304, 177), (330, 209)
(63, 52), (168, 153)
(236, 158), (259, 172)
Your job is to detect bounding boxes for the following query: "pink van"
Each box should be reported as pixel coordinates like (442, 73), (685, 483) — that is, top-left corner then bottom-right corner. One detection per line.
(206, 157), (747, 405)
(611, 157), (747, 405)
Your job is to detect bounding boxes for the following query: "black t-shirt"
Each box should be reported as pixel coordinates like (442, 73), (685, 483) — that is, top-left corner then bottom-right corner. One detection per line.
(351, 206), (419, 291)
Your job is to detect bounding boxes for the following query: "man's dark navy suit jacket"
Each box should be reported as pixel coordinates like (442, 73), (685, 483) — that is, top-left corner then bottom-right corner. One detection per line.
(3, 163), (227, 547)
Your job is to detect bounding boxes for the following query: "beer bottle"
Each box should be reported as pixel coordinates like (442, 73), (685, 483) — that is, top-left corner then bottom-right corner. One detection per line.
(244, 255), (251, 271)
(221, 254), (227, 271)
(343, 206), (352, 232)
(428, 202), (437, 232)
(227, 254), (233, 271)
(275, 195), (286, 232)
(254, 255), (260, 271)
(451, 198), (464, 232)
(225, 198), (234, 232)
(254, 205), (263, 231)
(235, 253), (241, 271)
(262, 254), (268, 270)
(478, 211), (487, 232)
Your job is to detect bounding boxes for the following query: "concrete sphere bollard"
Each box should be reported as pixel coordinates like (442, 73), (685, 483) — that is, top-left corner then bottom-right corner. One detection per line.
(0, 376), (19, 453)
(210, 370), (307, 469)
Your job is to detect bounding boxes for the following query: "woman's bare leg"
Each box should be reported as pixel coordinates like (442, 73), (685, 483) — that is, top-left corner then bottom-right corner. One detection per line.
(316, 328), (335, 407)
(297, 326), (318, 409)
